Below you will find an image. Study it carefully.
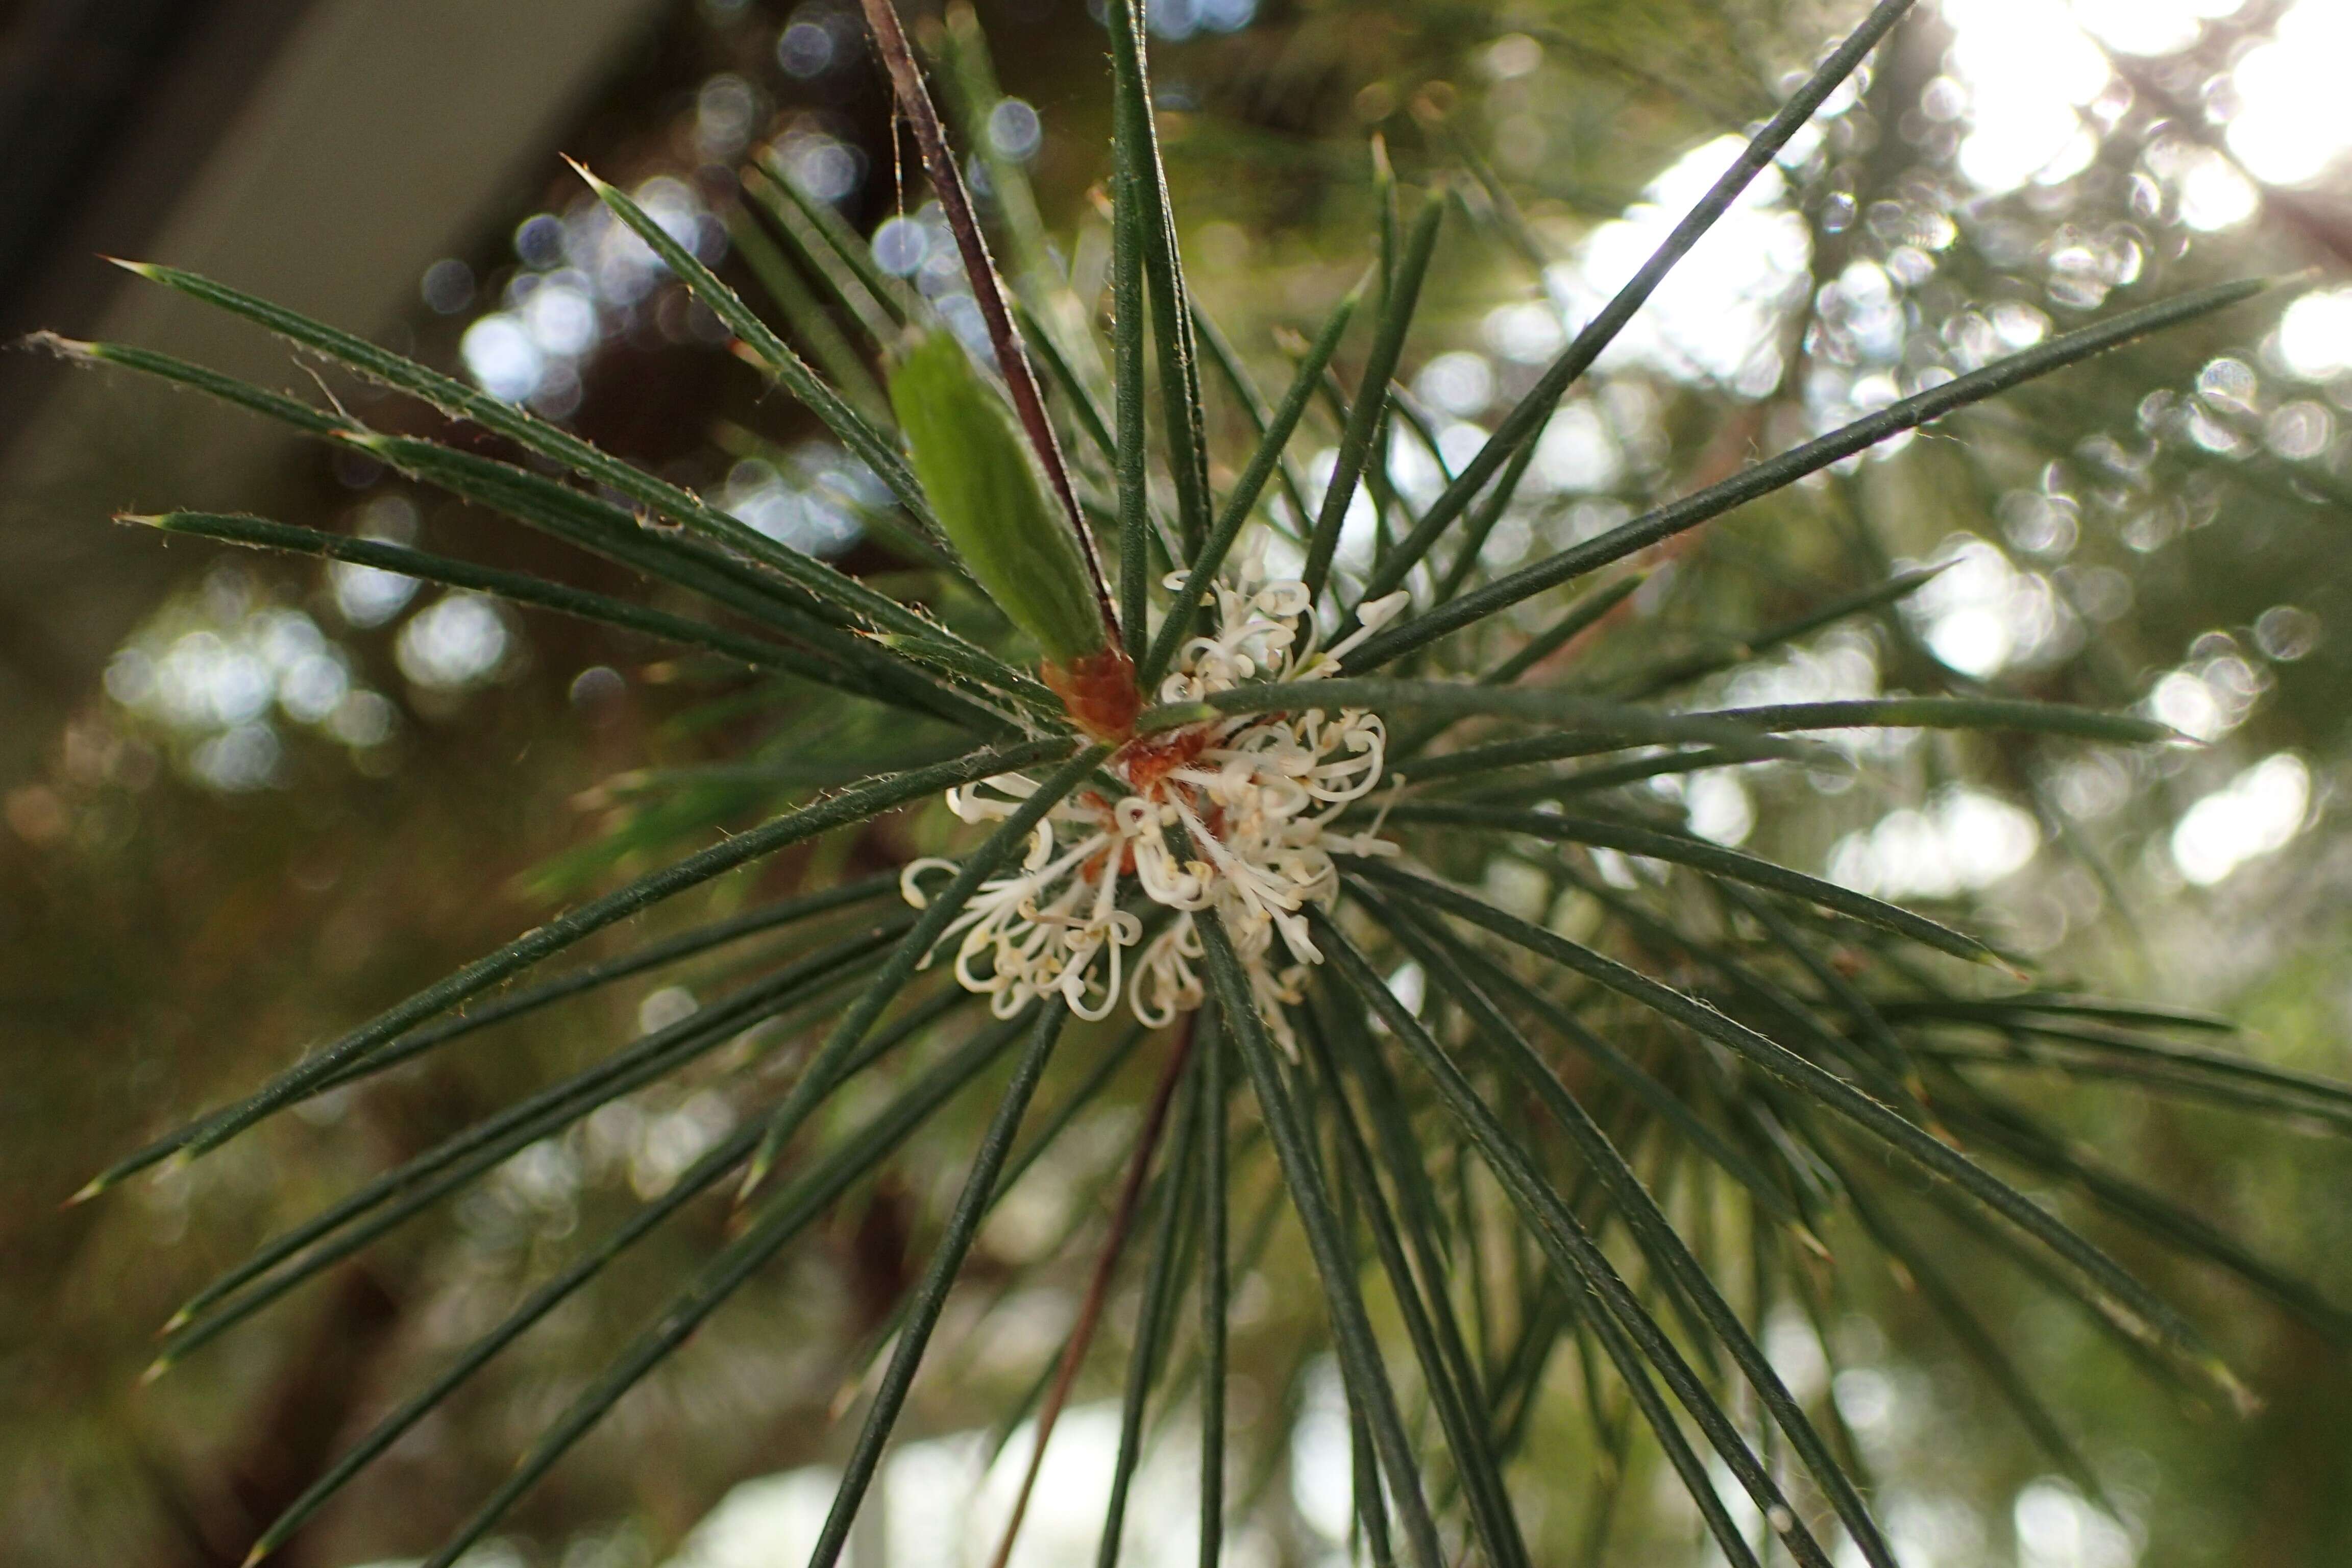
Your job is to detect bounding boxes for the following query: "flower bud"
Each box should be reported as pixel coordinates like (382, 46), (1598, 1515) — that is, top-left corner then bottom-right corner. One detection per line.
(888, 331), (1109, 667)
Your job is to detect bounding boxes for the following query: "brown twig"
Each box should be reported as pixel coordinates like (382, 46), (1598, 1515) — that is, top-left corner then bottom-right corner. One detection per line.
(983, 1016), (1196, 1568)
(856, 0), (1125, 652)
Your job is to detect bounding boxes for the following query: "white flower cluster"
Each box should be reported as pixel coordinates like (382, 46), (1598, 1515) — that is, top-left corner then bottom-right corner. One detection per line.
(903, 546), (1409, 1046)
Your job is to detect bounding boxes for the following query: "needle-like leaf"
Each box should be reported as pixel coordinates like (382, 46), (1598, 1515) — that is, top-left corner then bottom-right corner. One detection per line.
(742, 743), (1109, 1193)
(803, 1002), (1067, 1568)
(82, 737), (1067, 1185)
(724, 203), (892, 421)
(1196, 1010), (1229, 1568)
(1355, 0), (1922, 605)
(747, 152), (919, 338)
(159, 924), (906, 1359)
(240, 983), (1001, 1565)
(1314, 915), (1808, 1568)
(1829, 1156), (2115, 1511)
(1198, 910), (1447, 1568)
(1188, 303), (1319, 546)
(91, 876), (900, 1192)
(1093, 1059), (1204, 1568)
(413, 1001), (1047, 1568)
(1302, 198), (1442, 598)
(139, 511), (846, 684)
(113, 260), (1012, 664)
(1100, 0), (1212, 565)
(1346, 857), (2245, 1403)
(1382, 799), (1995, 964)
(1403, 914), (1800, 1221)
(1142, 285), (1364, 690)
(1403, 693), (2174, 784)
(1607, 567), (1946, 701)
(1299, 1011), (1535, 1568)
(576, 163), (931, 524)
(1351, 277), (2273, 670)
(1357, 893), (1899, 1568)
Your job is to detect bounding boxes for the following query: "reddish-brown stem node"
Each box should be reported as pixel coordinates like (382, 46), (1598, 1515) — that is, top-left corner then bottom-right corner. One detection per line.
(1042, 646), (1143, 744)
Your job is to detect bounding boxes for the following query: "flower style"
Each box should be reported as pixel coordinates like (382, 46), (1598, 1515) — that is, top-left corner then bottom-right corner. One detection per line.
(902, 542), (1411, 1047)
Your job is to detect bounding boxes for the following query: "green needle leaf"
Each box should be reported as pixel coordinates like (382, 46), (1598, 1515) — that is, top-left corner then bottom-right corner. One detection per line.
(741, 743), (1110, 1195)
(1406, 694), (2175, 784)
(112, 258), (1005, 665)
(1356, 893), (1899, 1568)
(723, 203), (892, 422)
(92, 738), (1069, 1182)
(804, 1002), (1068, 1568)
(139, 511), (846, 684)
(1345, 857), (2241, 1399)
(409, 1005), (1041, 1568)
(574, 161), (934, 528)
(1145, 679), (1809, 767)
(1302, 197), (1442, 599)
(1314, 914), (1808, 1568)
(100, 874), (901, 1198)
(1381, 800), (1997, 964)
(1355, 0), (1922, 606)
(1101, 0), (1212, 568)
(1298, 1013), (1535, 1568)
(1141, 285), (1365, 691)
(159, 925), (904, 1355)
(1351, 276), (2272, 671)
(1197, 911), (1447, 1568)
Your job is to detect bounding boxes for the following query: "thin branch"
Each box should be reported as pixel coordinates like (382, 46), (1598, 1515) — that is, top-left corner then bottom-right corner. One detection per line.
(984, 1018), (1197, 1568)
(857, 0), (1123, 650)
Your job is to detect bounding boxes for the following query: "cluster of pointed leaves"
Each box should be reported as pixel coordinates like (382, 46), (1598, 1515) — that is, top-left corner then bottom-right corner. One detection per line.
(57, 0), (2352, 1564)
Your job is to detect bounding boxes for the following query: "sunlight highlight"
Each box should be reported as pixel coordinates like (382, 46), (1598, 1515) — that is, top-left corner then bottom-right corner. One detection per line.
(2171, 752), (2310, 886)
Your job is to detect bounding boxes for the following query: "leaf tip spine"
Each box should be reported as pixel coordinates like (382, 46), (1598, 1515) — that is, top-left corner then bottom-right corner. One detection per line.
(735, 1153), (774, 1208)
(2210, 1358), (2262, 1418)
(20, 329), (98, 362)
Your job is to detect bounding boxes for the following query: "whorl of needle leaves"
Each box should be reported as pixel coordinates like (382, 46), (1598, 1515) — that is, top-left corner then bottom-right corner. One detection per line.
(47, 0), (2352, 1563)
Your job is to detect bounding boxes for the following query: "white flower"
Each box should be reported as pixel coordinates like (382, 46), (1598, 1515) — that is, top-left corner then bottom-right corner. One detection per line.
(903, 537), (1408, 1048)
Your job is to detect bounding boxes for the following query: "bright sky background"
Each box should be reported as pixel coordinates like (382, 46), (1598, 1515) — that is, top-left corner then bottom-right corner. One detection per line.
(1945, 0), (2352, 195)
